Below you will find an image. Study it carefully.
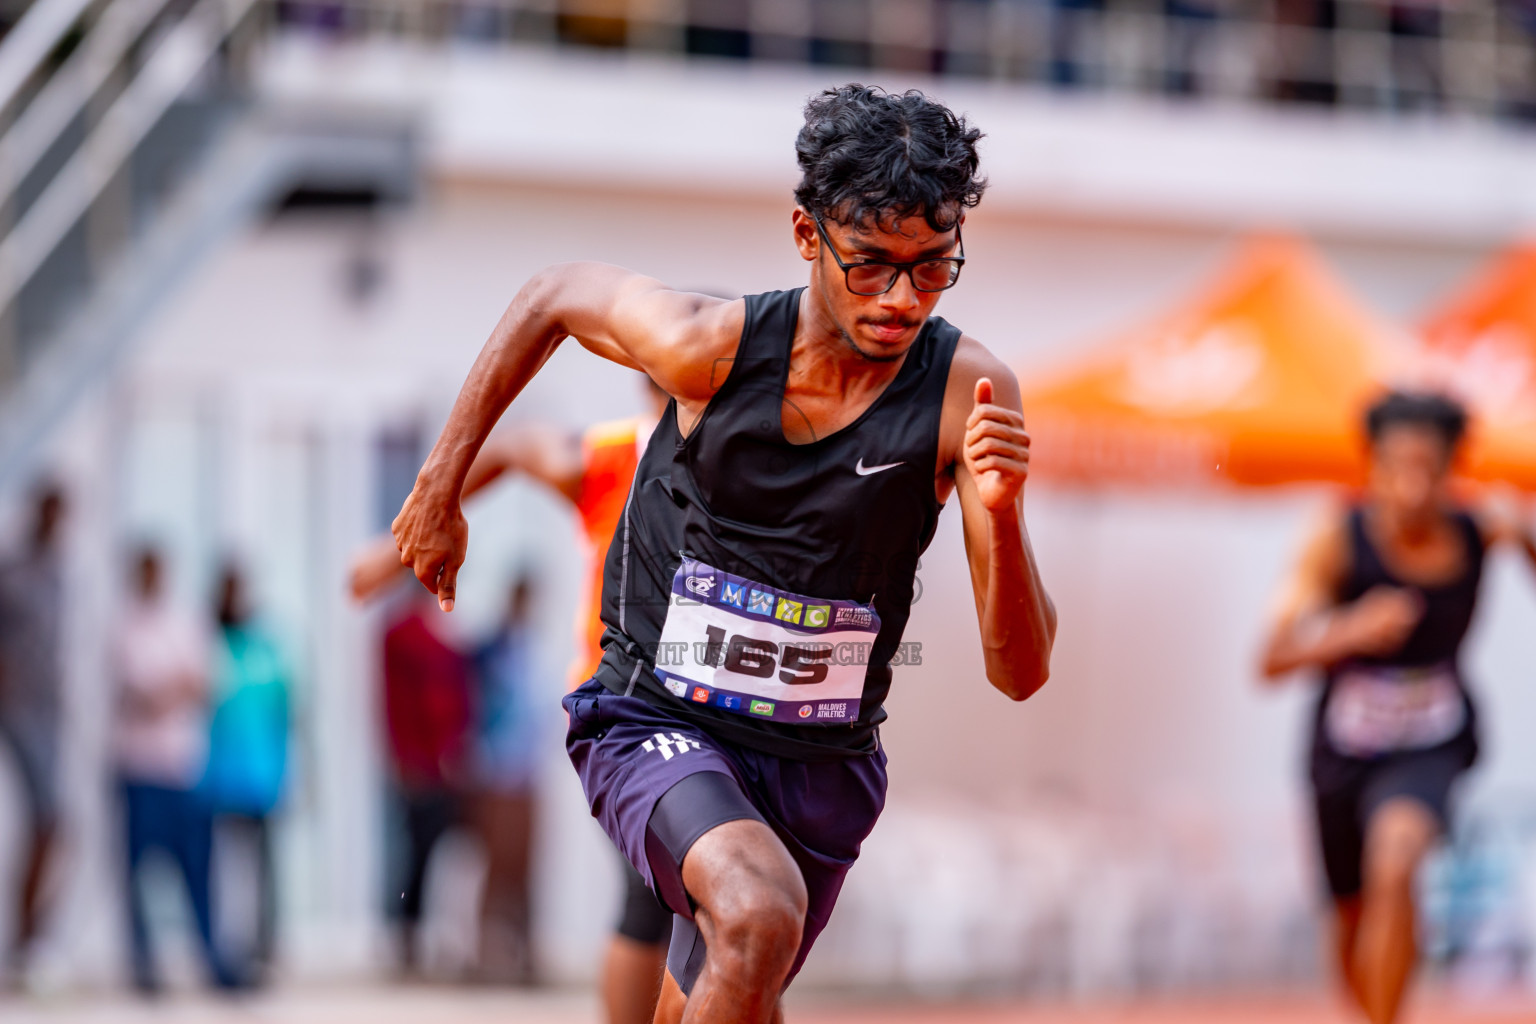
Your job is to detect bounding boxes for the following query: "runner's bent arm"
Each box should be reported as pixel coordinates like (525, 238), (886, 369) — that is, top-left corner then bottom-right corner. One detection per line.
(462, 422), (585, 504)
(947, 341), (1056, 701)
(349, 423), (584, 602)
(1258, 512), (1422, 680)
(393, 263), (742, 610)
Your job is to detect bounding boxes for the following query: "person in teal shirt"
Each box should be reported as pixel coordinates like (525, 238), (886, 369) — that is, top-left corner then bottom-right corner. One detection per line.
(204, 563), (290, 983)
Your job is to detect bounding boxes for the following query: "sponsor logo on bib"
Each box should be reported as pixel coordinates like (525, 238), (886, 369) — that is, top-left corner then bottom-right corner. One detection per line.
(798, 704), (814, 718)
(718, 694), (741, 710)
(663, 678), (688, 698)
(747, 590), (775, 615)
(816, 702), (849, 719)
(804, 604), (831, 628)
(690, 687), (710, 703)
(834, 607), (873, 628)
(685, 575), (716, 597)
(750, 700), (775, 717)
(720, 581), (746, 608)
(775, 598), (803, 624)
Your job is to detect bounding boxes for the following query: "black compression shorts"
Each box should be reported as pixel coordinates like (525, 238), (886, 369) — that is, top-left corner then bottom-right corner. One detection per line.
(616, 855), (673, 945)
(1313, 746), (1468, 899)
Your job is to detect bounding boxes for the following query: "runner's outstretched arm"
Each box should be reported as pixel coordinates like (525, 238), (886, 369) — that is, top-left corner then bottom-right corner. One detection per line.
(392, 264), (741, 610)
(1478, 493), (1536, 576)
(348, 423), (584, 603)
(948, 343), (1056, 701)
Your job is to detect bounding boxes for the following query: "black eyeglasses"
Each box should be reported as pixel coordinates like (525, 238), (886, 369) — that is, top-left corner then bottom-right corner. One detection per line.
(812, 214), (966, 296)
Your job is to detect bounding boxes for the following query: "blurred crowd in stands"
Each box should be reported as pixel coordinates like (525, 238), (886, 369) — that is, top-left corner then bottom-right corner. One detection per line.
(0, 481), (544, 994)
(262, 0), (1536, 120)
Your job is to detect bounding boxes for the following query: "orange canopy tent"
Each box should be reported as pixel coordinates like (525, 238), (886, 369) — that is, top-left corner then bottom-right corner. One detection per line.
(1017, 237), (1399, 489)
(1416, 245), (1536, 491)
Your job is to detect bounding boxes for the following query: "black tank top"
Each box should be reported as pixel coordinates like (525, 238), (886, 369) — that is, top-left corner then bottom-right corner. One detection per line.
(1311, 506), (1485, 772)
(592, 288), (961, 760)
(1331, 507), (1484, 670)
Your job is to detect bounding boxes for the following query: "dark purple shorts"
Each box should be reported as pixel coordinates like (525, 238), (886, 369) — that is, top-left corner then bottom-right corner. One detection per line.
(563, 678), (888, 992)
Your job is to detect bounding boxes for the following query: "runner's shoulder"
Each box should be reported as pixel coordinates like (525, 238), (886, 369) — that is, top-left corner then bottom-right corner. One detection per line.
(642, 288), (743, 376)
(668, 287), (745, 346)
(1297, 503), (1354, 592)
(554, 266), (744, 403)
(944, 334), (1021, 411)
(647, 289), (746, 402)
(931, 335), (1017, 471)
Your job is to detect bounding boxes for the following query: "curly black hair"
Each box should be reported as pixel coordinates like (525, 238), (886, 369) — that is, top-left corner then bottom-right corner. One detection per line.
(1365, 390), (1469, 452)
(794, 84), (986, 232)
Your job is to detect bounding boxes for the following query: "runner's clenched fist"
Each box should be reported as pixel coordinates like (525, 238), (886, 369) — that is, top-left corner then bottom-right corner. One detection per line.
(391, 478), (467, 612)
(963, 377), (1031, 512)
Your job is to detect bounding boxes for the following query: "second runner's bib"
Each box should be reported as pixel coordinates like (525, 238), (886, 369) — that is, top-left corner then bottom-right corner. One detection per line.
(653, 558), (882, 725)
(1324, 663), (1466, 757)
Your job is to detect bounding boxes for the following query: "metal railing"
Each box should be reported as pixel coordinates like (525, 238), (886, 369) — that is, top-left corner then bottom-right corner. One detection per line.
(0, 0), (264, 380)
(0, 0), (416, 486)
(258, 0), (1536, 122)
(0, 0), (101, 130)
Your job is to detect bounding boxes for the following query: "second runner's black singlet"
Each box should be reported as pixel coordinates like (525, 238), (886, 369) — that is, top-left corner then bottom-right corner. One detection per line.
(592, 288), (962, 760)
(1311, 507), (1485, 786)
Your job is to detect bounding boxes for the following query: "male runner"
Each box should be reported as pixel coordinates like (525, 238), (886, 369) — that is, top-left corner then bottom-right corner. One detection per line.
(1260, 391), (1536, 1024)
(391, 85), (1057, 1022)
(351, 376), (675, 1019)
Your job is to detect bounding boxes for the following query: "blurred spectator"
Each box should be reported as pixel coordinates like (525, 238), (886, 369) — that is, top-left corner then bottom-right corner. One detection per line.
(558, 0), (630, 48)
(1389, 0), (1445, 111)
(113, 546), (239, 992)
(0, 483), (66, 984)
(453, 2), (510, 42)
(1164, 0), (1222, 96)
(470, 575), (542, 984)
(203, 562), (290, 985)
(1270, 0), (1339, 105)
(686, 0), (752, 59)
(381, 587), (471, 974)
(809, 0), (873, 69)
(274, 1), (349, 36)
(1050, 0), (1105, 87)
(932, 0), (993, 78)
(1502, 0), (1536, 120)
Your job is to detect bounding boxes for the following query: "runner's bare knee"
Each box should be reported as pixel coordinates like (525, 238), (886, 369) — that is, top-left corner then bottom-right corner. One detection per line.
(685, 820), (806, 978)
(1363, 798), (1436, 894)
(704, 871), (805, 978)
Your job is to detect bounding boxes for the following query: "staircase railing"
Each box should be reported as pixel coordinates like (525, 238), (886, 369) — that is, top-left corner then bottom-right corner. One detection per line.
(0, 0), (262, 383)
(0, 0), (415, 488)
(0, 0), (100, 128)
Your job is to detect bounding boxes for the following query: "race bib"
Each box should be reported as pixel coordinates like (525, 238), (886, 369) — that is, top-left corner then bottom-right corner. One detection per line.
(653, 558), (882, 725)
(1324, 663), (1466, 757)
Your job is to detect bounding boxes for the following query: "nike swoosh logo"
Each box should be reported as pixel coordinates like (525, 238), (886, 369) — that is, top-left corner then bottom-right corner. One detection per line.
(855, 457), (904, 476)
